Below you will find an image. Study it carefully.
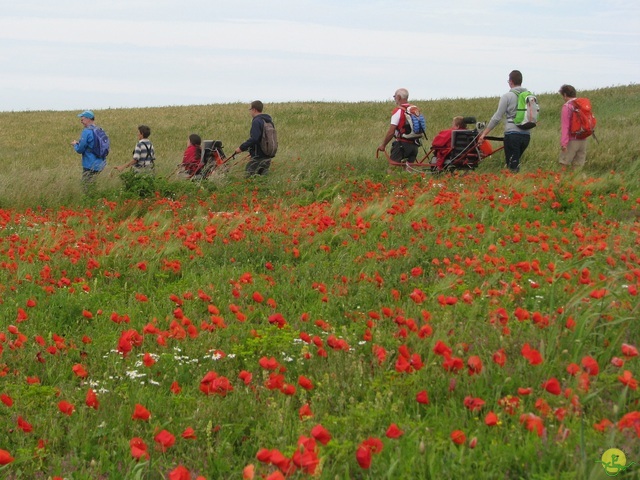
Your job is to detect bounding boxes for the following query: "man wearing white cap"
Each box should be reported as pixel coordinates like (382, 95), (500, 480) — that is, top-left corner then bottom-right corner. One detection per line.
(71, 110), (107, 191)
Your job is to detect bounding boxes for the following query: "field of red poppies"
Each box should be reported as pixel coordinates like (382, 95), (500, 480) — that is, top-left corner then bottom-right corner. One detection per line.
(0, 165), (638, 479)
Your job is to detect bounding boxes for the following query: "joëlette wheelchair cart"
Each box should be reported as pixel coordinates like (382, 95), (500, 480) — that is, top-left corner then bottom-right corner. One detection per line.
(378, 117), (504, 173)
(189, 140), (235, 180)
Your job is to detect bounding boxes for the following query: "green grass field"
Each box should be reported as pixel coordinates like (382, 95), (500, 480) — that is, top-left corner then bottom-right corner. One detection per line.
(0, 85), (639, 479)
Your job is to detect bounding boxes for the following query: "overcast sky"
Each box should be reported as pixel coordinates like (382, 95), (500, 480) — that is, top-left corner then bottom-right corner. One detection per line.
(1, 0), (638, 112)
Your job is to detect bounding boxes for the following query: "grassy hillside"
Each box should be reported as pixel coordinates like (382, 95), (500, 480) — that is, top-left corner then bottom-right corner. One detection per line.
(0, 85), (639, 479)
(0, 84), (639, 208)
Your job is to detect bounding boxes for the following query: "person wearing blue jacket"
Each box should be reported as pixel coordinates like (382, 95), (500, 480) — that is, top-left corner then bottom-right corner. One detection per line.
(235, 100), (275, 177)
(71, 110), (107, 190)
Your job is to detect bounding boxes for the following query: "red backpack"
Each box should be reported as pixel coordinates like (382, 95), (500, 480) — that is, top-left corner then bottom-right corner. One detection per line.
(569, 98), (597, 139)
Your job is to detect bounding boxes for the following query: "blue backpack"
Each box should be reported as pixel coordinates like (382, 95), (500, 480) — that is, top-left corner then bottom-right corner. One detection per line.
(401, 104), (427, 140)
(89, 125), (110, 159)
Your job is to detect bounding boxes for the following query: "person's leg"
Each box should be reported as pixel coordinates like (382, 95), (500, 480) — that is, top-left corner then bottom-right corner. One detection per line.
(256, 158), (271, 175)
(405, 143), (419, 164)
(246, 157), (271, 177)
(390, 141), (405, 162)
(82, 169), (100, 193)
(571, 140), (587, 167)
(504, 134), (529, 172)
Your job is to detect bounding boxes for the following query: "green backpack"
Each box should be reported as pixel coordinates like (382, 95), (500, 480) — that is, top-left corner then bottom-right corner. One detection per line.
(511, 89), (540, 129)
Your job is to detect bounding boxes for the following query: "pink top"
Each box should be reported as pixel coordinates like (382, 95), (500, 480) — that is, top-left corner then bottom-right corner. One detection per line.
(560, 100), (573, 147)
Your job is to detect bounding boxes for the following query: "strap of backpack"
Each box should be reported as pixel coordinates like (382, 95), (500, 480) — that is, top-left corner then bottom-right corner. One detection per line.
(142, 142), (154, 161)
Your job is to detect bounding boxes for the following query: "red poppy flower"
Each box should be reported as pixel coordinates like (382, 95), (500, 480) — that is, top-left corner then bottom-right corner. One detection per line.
(593, 418), (613, 432)
(442, 356), (464, 372)
(484, 411), (499, 426)
(0, 449), (14, 465)
(16, 308), (28, 322)
(238, 370), (253, 385)
(168, 465), (191, 480)
(82, 309), (93, 319)
(182, 427), (197, 439)
(135, 292), (148, 302)
(355, 445), (372, 469)
(617, 411), (640, 436)
(542, 377), (562, 395)
(299, 403), (314, 420)
(170, 381), (182, 394)
(566, 363), (580, 376)
(258, 356), (279, 370)
(298, 375), (314, 390)
(611, 357), (625, 368)
(280, 384), (296, 396)
(58, 400), (75, 416)
(132, 403), (151, 421)
(386, 423), (404, 439)
(200, 371), (233, 396)
(361, 437), (383, 454)
(243, 464), (255, 480)
(267, 471), (286, 480)
(310, 424), (332, 445)
(409, 288), (427, 304)
(0, 393), (13, 407)
(433, 340), (452, 357)
(130, 437), (149, 461)
(622, 343), (638, 358)
(17, 415), (33, 433)
(154, 429), (175, 452)
(467, 355), (483, 375)
(581, 356), (599, 376)
(464, 396), (486, 411)
(143, 352), (156, 367)
(292, 441), (319, 474)
(521, 343), (543, 365)
(72, 364), (88, 378)
(85, 388), (99, 410)
(450, 429), (466, 445)
(416, 390), (429, 405)
(618, 370), (638, 390)
(492, 349), (507, 367)
(520, 413), (545, 436)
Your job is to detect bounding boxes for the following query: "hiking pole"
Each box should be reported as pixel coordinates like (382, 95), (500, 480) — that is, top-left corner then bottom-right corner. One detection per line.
(165, 163), (184, 180)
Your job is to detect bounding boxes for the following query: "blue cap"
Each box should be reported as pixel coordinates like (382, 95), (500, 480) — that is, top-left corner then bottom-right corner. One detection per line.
(77, 110), (95, 120)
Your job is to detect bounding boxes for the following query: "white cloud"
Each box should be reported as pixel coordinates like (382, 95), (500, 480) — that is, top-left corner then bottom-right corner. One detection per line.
(0, 1), (638, 111)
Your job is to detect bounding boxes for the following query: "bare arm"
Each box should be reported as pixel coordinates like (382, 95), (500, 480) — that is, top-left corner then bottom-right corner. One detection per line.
(378, 124), (397, 151)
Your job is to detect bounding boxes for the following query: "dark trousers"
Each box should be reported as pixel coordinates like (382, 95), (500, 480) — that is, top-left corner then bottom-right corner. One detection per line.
(390, 141), (419, 163)
(246, 157), (271, 177)
(504, 133), (530, 172)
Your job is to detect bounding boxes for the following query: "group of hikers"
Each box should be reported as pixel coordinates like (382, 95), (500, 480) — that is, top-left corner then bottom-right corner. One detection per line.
(378, 70), (596, 173)
(71, 100), (277, 190)
(72, 70), (596, 190)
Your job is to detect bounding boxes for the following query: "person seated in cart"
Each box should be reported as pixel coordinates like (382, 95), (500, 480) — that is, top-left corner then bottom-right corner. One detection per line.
(430, 116), (466, 171)
(181, 134), (202, 177)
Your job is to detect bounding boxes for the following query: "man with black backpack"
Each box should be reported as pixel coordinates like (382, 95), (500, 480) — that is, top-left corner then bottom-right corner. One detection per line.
(234, 100), (277, 177)
(71, 110), (108, 191)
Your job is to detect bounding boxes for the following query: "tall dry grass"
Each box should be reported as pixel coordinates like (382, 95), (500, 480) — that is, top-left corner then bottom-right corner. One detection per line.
(0, 84), (638, 208)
